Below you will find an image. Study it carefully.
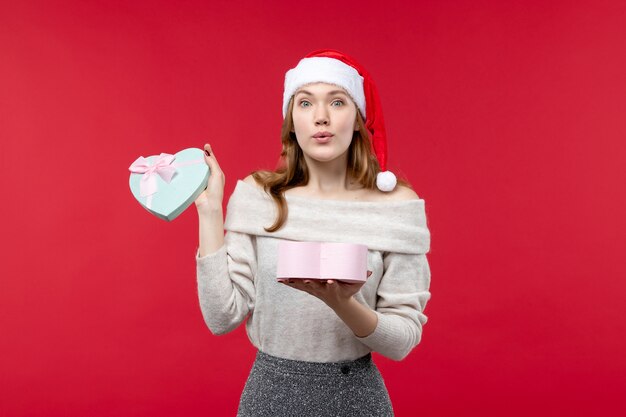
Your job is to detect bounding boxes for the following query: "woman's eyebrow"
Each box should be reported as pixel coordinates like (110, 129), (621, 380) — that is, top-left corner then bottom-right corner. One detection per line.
(295, 90), (349, 97)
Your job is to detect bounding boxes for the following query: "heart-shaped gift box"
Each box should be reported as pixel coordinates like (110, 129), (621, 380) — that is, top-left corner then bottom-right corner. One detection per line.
(129, 148), (209, 221)
(276, 241), (369, 283)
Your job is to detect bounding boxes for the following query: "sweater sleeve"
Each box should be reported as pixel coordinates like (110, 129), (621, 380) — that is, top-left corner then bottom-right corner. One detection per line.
(355, 251), (431, 361)
(196, 230), (257, 335)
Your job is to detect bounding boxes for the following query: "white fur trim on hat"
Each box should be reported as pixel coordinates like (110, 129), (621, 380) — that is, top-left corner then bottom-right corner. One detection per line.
(283, 57), (366, 119)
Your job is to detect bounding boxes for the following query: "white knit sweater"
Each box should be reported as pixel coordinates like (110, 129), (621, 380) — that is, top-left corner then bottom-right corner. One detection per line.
(196, 180), (431, 362)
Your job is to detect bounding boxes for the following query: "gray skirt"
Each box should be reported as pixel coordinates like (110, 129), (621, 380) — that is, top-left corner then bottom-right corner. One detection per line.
(237, 350), (394, 417)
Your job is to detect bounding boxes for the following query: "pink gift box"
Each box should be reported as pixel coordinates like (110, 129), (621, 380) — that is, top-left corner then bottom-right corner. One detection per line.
(276, 241), (369, 283)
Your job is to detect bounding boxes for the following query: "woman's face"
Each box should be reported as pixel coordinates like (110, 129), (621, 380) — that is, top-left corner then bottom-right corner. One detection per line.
(291, 82), (358, 165)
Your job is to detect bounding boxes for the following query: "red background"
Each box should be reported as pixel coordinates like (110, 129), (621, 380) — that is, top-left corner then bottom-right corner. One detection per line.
(2, 1), (625, 416)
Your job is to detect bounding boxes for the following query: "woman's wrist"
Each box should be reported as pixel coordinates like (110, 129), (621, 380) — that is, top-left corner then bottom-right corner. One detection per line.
(325, 294), (354, 311)
(197, 199), (223, 214)
(197, 203), (225, 257)
(330, 297), (377, 338)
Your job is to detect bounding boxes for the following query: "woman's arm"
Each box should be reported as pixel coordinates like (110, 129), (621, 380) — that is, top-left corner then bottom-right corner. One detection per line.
(355, 252), (432, 361)
(195, 143), (225, 256)
(282, 251), (432, 361)
(198, 205), (224, 257)
(279, 277), (377, 337)
(329, 296), (378, 337)
(196, 231), (257, 335)
(194, 144), (257, 335)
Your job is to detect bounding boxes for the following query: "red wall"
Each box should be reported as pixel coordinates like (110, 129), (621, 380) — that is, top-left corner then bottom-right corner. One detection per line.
(2, 1), (625, 416)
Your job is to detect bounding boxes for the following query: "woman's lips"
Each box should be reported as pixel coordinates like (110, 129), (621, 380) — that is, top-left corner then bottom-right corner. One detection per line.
(313, 134), (333, 143)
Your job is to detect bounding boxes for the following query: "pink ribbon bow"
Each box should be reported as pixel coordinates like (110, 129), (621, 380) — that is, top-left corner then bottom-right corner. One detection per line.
(128, 153), (177, 197)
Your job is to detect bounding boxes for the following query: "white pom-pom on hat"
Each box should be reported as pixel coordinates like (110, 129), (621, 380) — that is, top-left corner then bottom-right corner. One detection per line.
(376, 171), (397, 192)
(283, 49), (397, 192)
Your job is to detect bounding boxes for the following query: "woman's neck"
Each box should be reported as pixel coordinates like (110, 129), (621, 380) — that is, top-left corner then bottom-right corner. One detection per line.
(302, 155), (356, 195)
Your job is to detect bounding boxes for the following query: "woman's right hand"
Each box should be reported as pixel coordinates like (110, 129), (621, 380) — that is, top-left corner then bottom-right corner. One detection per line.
(195, 143), (225, 216)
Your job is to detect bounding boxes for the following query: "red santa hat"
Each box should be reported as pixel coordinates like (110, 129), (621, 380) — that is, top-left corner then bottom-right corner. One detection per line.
(282, 49), (397, 192)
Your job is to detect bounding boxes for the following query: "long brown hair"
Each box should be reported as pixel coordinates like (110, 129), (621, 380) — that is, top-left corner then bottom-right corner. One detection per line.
(251, 96), (410, 232)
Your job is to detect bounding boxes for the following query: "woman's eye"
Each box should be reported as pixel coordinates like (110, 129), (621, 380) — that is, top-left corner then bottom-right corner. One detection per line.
(298, 99), (343, 107)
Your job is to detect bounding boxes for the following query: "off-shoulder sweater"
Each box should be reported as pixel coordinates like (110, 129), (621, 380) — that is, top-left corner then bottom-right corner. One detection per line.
(196, 180), (432, 362)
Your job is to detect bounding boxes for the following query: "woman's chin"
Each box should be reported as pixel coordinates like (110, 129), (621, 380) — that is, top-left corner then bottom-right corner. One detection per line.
(306, 153), (342, 163)
(303, 147), (350, 163)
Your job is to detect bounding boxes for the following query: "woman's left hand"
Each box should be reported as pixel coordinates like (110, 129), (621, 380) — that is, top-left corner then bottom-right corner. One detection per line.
(278, 272), (372, 310)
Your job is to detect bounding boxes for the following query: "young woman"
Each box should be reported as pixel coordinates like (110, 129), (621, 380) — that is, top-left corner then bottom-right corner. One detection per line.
(194, 49), (431, 417)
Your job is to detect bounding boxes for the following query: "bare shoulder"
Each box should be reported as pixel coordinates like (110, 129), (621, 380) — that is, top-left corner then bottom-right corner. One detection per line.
(360, 184), (420, 202)
(386, 184), (420, 201)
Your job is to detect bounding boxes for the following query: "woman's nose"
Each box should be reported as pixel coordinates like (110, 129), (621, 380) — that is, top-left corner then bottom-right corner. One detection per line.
(314, 107), (329, 125)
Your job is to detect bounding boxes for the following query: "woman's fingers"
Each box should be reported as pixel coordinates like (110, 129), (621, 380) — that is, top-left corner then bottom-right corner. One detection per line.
(201, 143), (226, 185)
(203, 143), (224, 176)
(195, 143), (225, 212)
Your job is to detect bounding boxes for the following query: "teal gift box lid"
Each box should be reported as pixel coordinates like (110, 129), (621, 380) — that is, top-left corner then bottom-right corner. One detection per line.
(129, 148), (210, 221)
